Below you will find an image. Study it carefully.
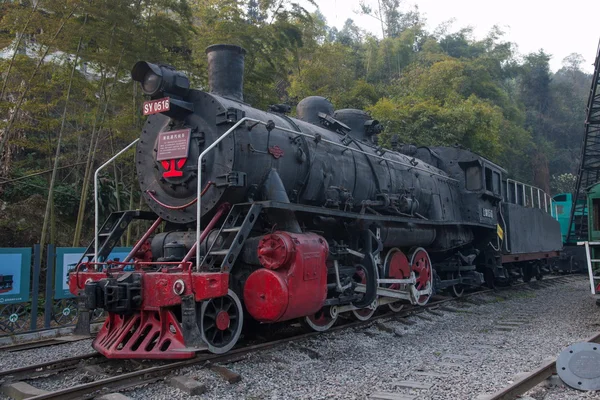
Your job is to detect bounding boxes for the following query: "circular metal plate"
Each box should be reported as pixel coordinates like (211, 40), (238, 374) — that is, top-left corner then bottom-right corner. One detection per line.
(557, 342), (600, 390)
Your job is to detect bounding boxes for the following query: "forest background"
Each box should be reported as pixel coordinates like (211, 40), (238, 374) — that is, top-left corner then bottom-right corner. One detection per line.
(0, 0), (593, 248)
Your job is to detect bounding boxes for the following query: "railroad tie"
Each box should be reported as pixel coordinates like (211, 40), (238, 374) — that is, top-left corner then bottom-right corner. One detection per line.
(416, 313), (433, 321)
(392, 380), (434, 390)
(96, 394), (134, 400)
(1, 381), (49, 400)
(413, 371), (447, 378)
(426, 309), (444, 316)
(369, 392), (416, 400)
(375, 322), (394, 333)
(210, 364), (242, 384)
(296, 346), (321, 359)
(168, 375), (207, 395)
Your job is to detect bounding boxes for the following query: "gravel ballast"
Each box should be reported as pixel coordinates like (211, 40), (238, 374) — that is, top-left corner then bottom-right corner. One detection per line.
(129, 277), (600, 400)
(2, 277), (599, 400)
(0, 338), (94, 371)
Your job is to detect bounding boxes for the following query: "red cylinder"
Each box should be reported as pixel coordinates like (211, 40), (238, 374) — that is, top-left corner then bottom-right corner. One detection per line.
(257, 233), (294, 270)
(243, 269), (289, 322)
(244, 231), (329, 323)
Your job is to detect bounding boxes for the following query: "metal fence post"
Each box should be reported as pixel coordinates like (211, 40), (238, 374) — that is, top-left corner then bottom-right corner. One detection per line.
(44, 244), (55, 328)
(30, 244), (41, 331)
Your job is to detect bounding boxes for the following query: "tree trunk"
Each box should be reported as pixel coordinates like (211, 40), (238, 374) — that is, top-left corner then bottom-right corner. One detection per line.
(72, 35), (129, 246)
(72, 73), (106, 246)
(0, 6), (77, 160)
(40, 14), (87, 256)
(532, 151), (551, 194)
(0, 0), (41, 101)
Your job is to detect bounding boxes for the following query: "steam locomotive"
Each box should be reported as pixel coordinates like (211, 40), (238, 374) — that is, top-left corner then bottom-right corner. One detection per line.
(68, 44), (562, 359)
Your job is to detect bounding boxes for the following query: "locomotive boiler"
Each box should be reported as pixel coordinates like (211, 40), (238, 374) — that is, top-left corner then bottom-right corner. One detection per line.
(68, 44), (562, 359)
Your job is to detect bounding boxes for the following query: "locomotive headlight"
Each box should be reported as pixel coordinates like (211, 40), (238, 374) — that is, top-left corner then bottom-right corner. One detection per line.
(131, 61), (190, 98)
(142, 70), (162, 94)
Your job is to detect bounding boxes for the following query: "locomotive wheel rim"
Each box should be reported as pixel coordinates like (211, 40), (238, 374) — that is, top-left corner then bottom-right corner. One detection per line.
(352, 267), (378, 321)
(450, 272), (464, 298)
(383, 248), (409, 312)
(304, 308), (338, 332)
(352, 299), (378, 321)
(200, 289), (243, 354)
(409, 247), (433, 306)
(387, 301), (404, 312)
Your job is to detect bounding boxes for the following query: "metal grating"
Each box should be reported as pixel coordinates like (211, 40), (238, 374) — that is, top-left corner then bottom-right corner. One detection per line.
(568, 39), (600, 243)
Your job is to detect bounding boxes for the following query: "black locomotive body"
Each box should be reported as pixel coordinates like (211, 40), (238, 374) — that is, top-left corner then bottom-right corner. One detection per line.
(69, 44), (562, 359)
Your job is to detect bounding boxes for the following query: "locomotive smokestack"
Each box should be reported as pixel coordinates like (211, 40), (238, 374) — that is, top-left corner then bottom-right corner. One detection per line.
(206, 44), (246, 102)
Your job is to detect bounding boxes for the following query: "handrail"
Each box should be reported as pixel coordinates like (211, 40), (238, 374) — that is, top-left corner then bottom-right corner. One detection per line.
(196, 117), (459, 270)
(93, 138), (139, 262)
(505, 178), (553, 214)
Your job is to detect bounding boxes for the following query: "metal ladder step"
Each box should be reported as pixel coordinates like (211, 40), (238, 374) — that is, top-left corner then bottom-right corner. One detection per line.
(222, 227), (241, 233)
(209, 249), (230, 256)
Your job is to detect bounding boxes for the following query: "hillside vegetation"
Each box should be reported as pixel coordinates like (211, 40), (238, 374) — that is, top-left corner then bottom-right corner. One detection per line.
(0, 0), (591, 247)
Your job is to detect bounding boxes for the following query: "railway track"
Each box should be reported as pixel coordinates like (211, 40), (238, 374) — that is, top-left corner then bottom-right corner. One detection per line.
(481, 330), (600, 400)
(0, 335), (97, 353)
(0, 274), (580, 400)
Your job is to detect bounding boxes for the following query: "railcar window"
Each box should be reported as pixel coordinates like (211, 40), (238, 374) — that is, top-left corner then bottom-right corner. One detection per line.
(554, 194), (567, 202)
(484, 168), (494, 193)
(465, 166), (482, 190)
(493, 171), (501, 195)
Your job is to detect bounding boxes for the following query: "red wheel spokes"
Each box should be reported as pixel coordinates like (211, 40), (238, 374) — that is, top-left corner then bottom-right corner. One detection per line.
(411, 253), (431, 290)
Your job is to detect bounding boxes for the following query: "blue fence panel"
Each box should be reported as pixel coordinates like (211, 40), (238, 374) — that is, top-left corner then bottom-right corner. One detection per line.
(0, 248), (32, 305)
(54, 247), (132, 299)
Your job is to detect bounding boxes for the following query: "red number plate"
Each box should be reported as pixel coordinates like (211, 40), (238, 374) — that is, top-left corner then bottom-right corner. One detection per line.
(143, 97), (170, 116)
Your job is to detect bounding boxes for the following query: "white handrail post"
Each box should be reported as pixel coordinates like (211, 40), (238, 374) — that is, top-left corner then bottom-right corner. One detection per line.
(530, 186), (534, 208)
(94, 138), (140, 262)
(196, 117), (259, 271)
(585, 241), (596, 294)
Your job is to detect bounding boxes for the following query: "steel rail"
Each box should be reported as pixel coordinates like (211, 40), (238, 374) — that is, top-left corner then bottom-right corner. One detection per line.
(17, 275), (578, 400)
(0, 352), (100, 381)
(0, 336), (96, 353)
(483, 331), (600, 400)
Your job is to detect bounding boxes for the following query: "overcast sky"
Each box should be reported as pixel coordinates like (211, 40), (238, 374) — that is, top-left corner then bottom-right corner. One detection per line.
(303, 0), (599, 73)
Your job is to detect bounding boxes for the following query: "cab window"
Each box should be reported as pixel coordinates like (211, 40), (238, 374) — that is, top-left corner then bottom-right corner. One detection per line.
(484, 167), (501, 195)
(465, 166), (482, 191)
